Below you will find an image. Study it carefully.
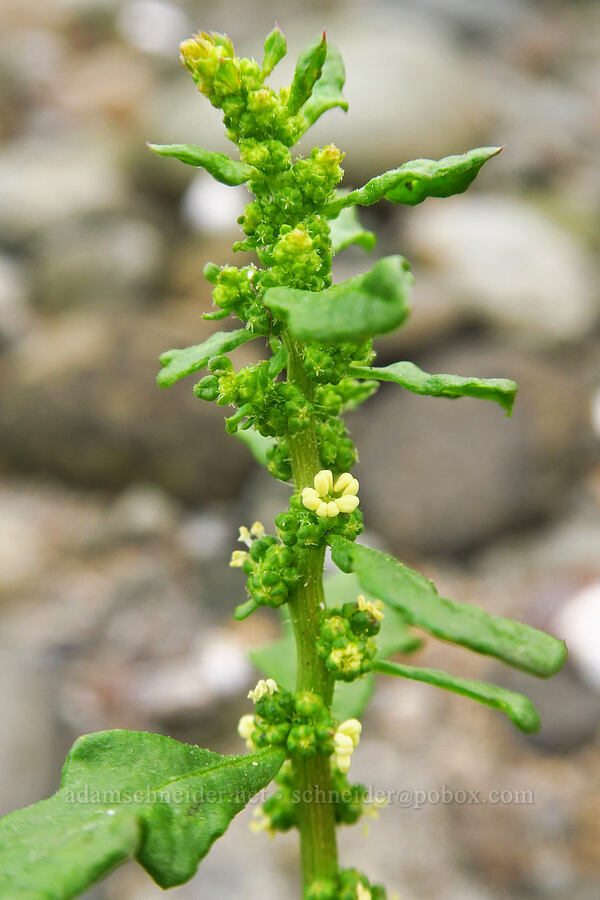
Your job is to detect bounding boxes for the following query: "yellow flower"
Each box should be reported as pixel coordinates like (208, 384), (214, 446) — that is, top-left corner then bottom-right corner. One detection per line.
(237, 713), (256, 750)
(333, 718), (362, 773)
(301, 470), (360, 518)
(229, 549), (249, 567)
(358, 594), (384, 622)
(248, 678), (278, 703)
(356, 884), (371, 900)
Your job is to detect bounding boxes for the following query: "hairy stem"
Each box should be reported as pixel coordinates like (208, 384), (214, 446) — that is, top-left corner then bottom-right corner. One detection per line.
(285, 334), (339, 890)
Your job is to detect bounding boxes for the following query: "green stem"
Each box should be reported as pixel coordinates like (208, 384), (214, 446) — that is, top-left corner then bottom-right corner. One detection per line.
(285, 334), (339, 892)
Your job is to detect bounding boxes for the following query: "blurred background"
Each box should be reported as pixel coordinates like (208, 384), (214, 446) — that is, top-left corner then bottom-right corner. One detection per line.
(0, 0), (599, 897)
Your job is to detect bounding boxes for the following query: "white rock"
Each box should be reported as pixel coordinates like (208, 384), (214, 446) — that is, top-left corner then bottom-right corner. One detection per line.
(0, 135), (125, 240)
(407, 195), (598, 345)
(554, 582), (600, 691)
(116, 0), (189, 56)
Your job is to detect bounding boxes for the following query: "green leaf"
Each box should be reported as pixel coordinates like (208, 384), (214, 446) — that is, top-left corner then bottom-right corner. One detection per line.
(328, 204), (376, 254)
(147, 144), (256, 186)
(324, 147), (503, 217)
(351, 361), (517, 416)
(157, 329), (256, 389)
(373, 660), (540, 733)
(0, 730), (284, 897)
(235, 427), (276, 467)
(261, 24), (287, 78)
(286, 33), (328, 115)
(263, 256), (413, 343)
(331, 538), (567, 678)
(333, 674), (375, 721)
(301, 43), (348, 126)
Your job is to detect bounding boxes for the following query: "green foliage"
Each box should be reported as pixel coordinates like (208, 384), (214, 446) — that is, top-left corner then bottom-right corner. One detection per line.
(263, 256), (413, 343)
(324, 147), (503, 216)
(301, 44), (349, 127)
(351, 360), (518, 415)
(374, 660), (540, 733)
(286, 33), (328, 115)
(157, 329), (256, 388)
(328, 204), (377, 253)
(147, 143), (256, 185)
(261, 25), (287, 78)
(0, 730), (283, 897)
(331, 538), (567, 678)
(1, 24), (567, 900)
(235, 427), (276, 466)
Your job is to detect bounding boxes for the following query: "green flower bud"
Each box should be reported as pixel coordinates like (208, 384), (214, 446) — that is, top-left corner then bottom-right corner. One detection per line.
(287, 724), (318, 758)
(193, 374), (219, 401)
(293, 691), (327, 722)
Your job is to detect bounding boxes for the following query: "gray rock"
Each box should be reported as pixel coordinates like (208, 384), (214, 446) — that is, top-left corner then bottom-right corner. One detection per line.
(100, 482), (181, 543)
(296, 9), (489, 177)
(0, 646), (57, 816)
(351, 343), (591, 555)
(0, 134), (126, 242)
(0, 255), (30, 348)
(406, 195), (599, 347)
(0, 309), (258, 501)
(34, 215), (165, 311)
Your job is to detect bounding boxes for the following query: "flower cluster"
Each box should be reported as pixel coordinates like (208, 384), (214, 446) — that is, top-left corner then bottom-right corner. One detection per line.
(305, 869), (387, 900)
(229, 523), (301, 611)
(237, 682), (336, 760)
(275, 490), (364, 550)
(302, 470), (360, 519)
(317, 596), (383, 682)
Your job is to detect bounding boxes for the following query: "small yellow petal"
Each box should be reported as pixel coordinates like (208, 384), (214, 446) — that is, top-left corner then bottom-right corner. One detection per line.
(230, 550), (249, 568)
(314, 469), (333, 497)
(237, 714), (255, 740)
(341, 477), (359, 496)
(250, 521), (265, 538)
(338, 718), (362, 742)
(327, 501), (340, 518)
(337, 754), (351, 773)
(302, 487), (321, 511)
(335, 495), (359, 514)
(358, 595), (384, 621)
(238, 526), (252, 547)
(334, 733), (354, 751)
(316, 501), (329, 518)
(333, 472), (353, 493)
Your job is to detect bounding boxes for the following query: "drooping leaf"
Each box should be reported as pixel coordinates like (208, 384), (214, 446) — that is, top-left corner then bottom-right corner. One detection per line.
(351, 361), (517, 416)
(249, 573), (420, 721)
(261, 24), (287, 78)
(147, 144), (256, 186)
(286, 33), (328, 115)
(301, 43), (348, 126)
(324, 147), (503, 217)
(235, 427), (276, 467)
(331, 538), (567, 678)
(373, 660), (540, 733)
(328, 204), (376, 254)
(263, 256), (413, 343)
(0, 730), (284, 897)
(157, 329), (256, 389)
